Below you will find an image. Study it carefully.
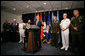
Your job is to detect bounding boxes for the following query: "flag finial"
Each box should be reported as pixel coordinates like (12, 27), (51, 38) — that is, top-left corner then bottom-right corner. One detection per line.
(49, 11), (50, 14)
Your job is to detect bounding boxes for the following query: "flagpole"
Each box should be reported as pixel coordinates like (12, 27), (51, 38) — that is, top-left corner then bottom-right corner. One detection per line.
(51, 11), (53, 25)
(49, 11), (50, 14)
(44, 12), (45, 22)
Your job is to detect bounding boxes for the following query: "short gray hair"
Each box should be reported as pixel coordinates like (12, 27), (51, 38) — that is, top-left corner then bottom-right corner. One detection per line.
(13, 19), (16, 21)
(63, 13), (67, 16)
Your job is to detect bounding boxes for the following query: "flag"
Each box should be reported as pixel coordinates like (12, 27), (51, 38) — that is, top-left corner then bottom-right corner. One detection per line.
(42, 12), (47, 43)
(34, 13), (36, 22)
(46, 12), (51, 42)
(40, 13), (43, 39)
(52, 12), (54, 22)
(44, 12), (46, 22)
(57, 10), (60, 43)
(57, 10), (59, 21)
(47, 12), (51, 25)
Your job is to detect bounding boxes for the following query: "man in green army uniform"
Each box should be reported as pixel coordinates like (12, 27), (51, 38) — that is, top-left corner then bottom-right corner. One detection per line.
(71, 10), (84, 54)
(2, 19), (11, 42)
(51, 16), (60, 47)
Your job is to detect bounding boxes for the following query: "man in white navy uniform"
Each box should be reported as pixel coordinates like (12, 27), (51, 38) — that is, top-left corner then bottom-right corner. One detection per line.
(60, 13), (70, 51)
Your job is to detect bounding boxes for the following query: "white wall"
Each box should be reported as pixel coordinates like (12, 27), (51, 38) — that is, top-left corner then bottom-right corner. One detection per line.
(1, 10), (22, 32)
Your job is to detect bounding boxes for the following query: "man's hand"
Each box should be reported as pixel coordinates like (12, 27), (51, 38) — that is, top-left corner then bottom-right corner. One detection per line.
(61, 28), (64, 31)
(42, 22), (43, 25)
(6, 29), (9, 31)
(57, 32), (59, 34)
(49, 24), (51, 27)
(11, 31), (13, 32)
(16, 31), (19, 32)
(61, 28), (66, 31)
(73, 27), (78, 31)
(51, 31), (52, 33)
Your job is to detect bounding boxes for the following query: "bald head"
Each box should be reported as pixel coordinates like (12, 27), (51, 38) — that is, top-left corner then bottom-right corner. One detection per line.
(28, 20), (31, 23)
(13, 19), (16, 23)
(5, 19), (8, 23)
(73, 10), (79, 16)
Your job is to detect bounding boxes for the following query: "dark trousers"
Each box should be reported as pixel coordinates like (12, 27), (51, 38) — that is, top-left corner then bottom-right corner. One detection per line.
(2, 31), (10, 42)
(51, 33), (58, 46)
(25, 29), (29, 42)
(71, 32), (84, 54)
(34, 30), (41, 50)
(37, 30), (41, 49)
(11, 32), (19, 42)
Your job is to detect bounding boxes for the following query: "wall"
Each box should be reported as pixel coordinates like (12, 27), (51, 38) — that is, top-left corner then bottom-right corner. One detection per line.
(1, 10), (22, 32)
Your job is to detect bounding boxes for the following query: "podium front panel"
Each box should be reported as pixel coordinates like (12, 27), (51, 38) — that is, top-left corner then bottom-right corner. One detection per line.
(26, 29), (39, 52)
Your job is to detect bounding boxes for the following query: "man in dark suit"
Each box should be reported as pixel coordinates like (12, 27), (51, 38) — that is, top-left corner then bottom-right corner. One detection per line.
(11, 19), (19, 42)
(2, 19), (11, 42)
(34, 14), (43, 49)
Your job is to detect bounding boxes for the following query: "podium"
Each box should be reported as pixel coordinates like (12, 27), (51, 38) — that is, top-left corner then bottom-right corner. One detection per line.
(26, 25), (40, 52)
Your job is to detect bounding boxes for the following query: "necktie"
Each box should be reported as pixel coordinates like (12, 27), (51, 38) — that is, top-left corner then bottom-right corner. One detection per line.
(36, 21), (38, 25)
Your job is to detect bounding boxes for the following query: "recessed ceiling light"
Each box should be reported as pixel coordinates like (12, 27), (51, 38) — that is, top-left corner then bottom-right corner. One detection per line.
(27, 6), (29, 8)
(13, 8), (16, 10)
(44, 3), (46, 5)
(65, 7), (68, 9)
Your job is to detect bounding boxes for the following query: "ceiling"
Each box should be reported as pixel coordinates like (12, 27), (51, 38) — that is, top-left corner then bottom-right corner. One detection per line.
(1, 1), (84, 14)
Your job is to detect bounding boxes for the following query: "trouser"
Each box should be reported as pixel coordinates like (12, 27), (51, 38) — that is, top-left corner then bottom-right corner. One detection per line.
(71, 31), (84, 54)
(61, 29), (69, 48)
(25, 29), (29, 42)
(37, 30), (41, 49)
(11, 32), (19, 42)
(19, 30), (25, 43)
(2, 31), (10, 42)
(51, 33), (58, 46)
(34, 30), (41, 49)
(19, 35), (24, 43)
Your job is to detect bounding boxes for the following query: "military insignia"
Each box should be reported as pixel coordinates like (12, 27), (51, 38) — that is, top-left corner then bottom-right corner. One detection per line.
(66, 21), (68, 22)
(79, 19), (81, 22)
(75, 24), (76, 26)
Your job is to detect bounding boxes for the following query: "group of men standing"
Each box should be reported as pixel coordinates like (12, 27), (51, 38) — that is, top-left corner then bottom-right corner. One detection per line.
(2, 9), (84, 54)
(51, 10), (84, 54)
(2, 19), (19, 42)
(51, 13), (70, 51)
(2, 14), (43, 49)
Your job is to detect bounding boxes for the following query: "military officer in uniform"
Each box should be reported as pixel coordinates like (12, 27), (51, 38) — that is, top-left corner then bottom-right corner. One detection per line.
(18, 19), (26, 43)
(71, 10), (84, 54)
(2, 19), (11, 42)
(60, 13), (70, 51)
(51, 16), (60, 47)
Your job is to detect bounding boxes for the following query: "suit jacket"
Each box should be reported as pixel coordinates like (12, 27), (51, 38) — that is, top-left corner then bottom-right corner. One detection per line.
(11, 23), (19, 32)
(3, 23), (11, 31)
(34, 20), (43, 29)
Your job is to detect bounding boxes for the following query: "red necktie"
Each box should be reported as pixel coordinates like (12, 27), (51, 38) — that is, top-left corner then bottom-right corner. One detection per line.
(36, 21), (38, 25)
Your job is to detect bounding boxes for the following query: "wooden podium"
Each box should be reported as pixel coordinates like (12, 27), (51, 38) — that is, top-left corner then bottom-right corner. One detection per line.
(26, 25), (40, 52)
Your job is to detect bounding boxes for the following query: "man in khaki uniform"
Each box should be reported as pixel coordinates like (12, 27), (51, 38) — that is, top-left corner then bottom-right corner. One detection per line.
(51, 16), (60, 47)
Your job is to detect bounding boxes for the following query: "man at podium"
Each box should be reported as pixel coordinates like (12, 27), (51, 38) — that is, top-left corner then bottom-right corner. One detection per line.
(34, 14), (44, 49)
